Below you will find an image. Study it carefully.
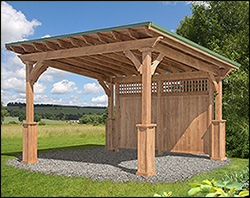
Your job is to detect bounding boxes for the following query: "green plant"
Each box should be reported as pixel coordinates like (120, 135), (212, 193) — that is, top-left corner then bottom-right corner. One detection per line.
(8, 121), (18, 125)
(188, 179), (249, 197)
(38, 121), (46, 126)
(154, 191), (172, 197)
(223, 165), (249, 191)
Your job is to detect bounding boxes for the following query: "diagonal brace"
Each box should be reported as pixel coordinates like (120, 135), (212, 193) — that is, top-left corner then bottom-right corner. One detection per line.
(98, 79), (111, 96)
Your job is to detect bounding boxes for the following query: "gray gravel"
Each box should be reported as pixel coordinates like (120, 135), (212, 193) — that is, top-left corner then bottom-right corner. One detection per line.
(6, 147), (231, 184)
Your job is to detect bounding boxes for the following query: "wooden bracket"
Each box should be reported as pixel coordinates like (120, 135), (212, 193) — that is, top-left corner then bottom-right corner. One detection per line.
(98, 79), (111, 96)
(123, 50), (142, 74)
(30, 60), (48, 85)
(208, 73), (219, 94)
(151, 53), (164, 75)
(124, 50), (164, 75)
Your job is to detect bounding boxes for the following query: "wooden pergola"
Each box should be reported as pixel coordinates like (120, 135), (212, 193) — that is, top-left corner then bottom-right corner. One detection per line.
(5, 22), (240, 177)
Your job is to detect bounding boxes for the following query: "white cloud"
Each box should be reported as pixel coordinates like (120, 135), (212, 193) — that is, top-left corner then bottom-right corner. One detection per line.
(1, 90), (26, 104)
(185, 1), (192, 5)
(1, 51), (24, 70)
(1, 76), (26, 93)
(45, 67), (70, 79)
(162, 1), (177, 6)
(192, 1), (211, 8)
(1, 1), (41, 48)
(91, 95), (108, 104)
(34, 82), (46, 94)
(79, 82), (103, 94)
(42, 34), (50, 38)
(50, 79), (77, 94)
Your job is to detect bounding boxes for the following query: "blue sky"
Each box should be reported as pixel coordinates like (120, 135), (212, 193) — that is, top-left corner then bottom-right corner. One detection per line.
(1, 1), (194, 107)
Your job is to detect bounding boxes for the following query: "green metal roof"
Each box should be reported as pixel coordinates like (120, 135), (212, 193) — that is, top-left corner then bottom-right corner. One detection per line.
(5, 21), (240, 68)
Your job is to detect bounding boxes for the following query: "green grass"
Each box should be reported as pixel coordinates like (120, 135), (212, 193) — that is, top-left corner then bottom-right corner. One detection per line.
(1, 124), (249, 197)
(3, 117), (69, 125)
(3, 116), (21, 124)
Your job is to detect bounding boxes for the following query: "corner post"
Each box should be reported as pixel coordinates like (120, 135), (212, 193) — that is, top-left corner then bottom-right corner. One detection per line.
(210, 77), (226, 160)
(105, 83), (117, 152)
(136, 48), (156, 177)
(21, 61), (38, 164)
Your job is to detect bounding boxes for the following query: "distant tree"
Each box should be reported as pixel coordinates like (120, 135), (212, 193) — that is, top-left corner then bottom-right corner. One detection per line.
(18, 113), (26, 122)
(1, 101), (8, 124)
(34, 114), (41, 122)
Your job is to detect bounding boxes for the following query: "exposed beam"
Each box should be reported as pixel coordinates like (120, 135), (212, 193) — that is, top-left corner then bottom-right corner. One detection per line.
(81, 56), (134, 76)
(113, 71), (209, 83)
(44, 60), (110, 82)
(66, 57), (124, 77)
(155, 43), (220, 75)
(61, 58), (118, 77)
(19, 37), (162, 62)
(43, 41), (61, 50)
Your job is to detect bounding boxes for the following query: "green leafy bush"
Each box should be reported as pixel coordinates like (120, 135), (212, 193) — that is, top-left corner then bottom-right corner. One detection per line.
(38, 121), (46, 126)
(188, 179), (249, 197)
(223, 165), (249, 192)
(8, 121), (18, 124)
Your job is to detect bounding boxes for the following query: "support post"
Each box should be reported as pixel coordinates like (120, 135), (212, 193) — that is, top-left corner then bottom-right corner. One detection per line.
(21, 61), (38, 164)
(136, 49), (156, 177)
(210, 77), (226, 160)
(105, 83), (116, 152)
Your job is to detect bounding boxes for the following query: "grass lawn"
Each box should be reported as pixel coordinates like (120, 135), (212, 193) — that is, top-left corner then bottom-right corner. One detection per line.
(3, 117), (69, 125)
(1, 124), (249, 197)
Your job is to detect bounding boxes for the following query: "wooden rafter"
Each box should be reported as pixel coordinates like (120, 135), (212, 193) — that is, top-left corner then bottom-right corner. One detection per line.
(68, 57), (125, 77)
(155, 43), (220, 75)
(19, 37), (162, 62)
(60, 58), (118, 77)
(82, 56), (134, 76)
(44, 60), (110, 82)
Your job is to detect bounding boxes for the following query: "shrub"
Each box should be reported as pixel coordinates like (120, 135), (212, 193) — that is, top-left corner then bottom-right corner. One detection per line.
(38, 121), (46, 126)
(8, 121), (18, 124)
(223, 165), (249, 192)
(188, 179), (249, 197)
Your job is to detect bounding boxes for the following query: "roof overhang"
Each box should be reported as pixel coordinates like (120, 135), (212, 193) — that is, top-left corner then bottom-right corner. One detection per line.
(5, 21), (240, 82)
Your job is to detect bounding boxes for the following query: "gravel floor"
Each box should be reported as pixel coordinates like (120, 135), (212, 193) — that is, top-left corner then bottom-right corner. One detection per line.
(6, 147), (231, 184)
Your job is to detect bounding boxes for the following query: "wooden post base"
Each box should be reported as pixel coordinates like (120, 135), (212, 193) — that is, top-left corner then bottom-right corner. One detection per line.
(21, 122), (38, 164)
(136, 124), (157, 177)
(105, 119), (119, 152)
(210, 120), (227, 161)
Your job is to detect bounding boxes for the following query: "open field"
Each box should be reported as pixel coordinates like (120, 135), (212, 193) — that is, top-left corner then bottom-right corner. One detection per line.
(3, 117), (70, 125)
(1, 124), (249, 197)
(6, 105), (106, 115)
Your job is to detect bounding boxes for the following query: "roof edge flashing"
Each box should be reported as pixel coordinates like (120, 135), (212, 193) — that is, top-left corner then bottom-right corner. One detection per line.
(5, 21), (152, 47)
(149, 22), (240, 68)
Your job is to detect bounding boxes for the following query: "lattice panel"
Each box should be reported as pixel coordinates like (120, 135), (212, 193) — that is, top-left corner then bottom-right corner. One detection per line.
(118, 82), (158, 95)
(162, 79), (208, 93)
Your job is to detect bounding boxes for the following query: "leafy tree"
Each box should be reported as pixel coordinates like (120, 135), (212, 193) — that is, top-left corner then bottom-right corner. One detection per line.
(18, 113), (26, 122)
(176, 1), (249, 158)
(34, 114), (41, 122)
(1, 101), (8, 124)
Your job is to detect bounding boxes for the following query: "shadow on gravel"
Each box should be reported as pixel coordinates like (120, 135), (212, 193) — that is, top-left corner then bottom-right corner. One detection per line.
(1, 144), (103, 158)
(2, 144), (211, 175)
